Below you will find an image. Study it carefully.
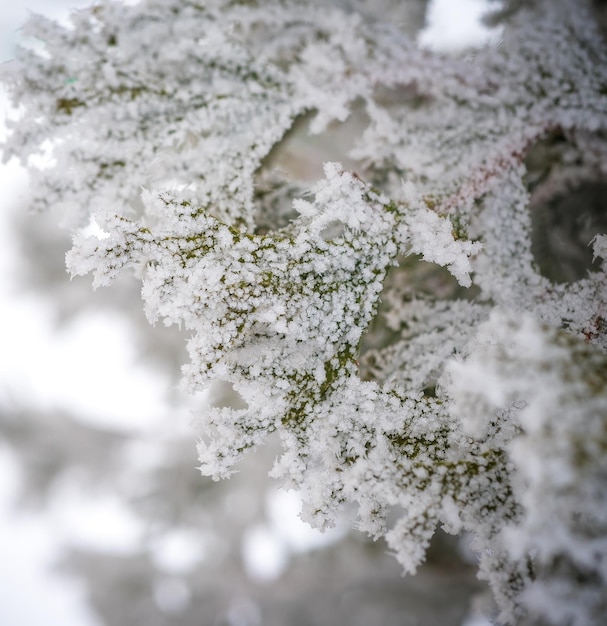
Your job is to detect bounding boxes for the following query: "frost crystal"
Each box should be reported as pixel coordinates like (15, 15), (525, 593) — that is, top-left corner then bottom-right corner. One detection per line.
(3, 0), (607, 623)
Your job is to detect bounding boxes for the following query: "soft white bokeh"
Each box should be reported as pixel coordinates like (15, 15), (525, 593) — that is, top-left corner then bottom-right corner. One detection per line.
(0, 452), (103, 626)
(241, 489), (349, 582)
(419, 0), (501, 51)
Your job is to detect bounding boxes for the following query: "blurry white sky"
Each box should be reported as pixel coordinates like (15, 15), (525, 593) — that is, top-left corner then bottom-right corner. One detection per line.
(0, 1), (498, 625)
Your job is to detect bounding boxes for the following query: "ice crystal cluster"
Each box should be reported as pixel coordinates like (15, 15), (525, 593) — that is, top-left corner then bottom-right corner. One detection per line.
(2, 0), (607, 623)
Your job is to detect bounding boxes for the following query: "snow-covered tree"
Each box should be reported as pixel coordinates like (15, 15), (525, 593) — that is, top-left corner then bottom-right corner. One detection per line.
(2, 0), (606, 624)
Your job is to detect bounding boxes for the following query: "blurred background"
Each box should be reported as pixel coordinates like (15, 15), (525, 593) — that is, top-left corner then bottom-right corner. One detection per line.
(0, 1), (498, 624)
